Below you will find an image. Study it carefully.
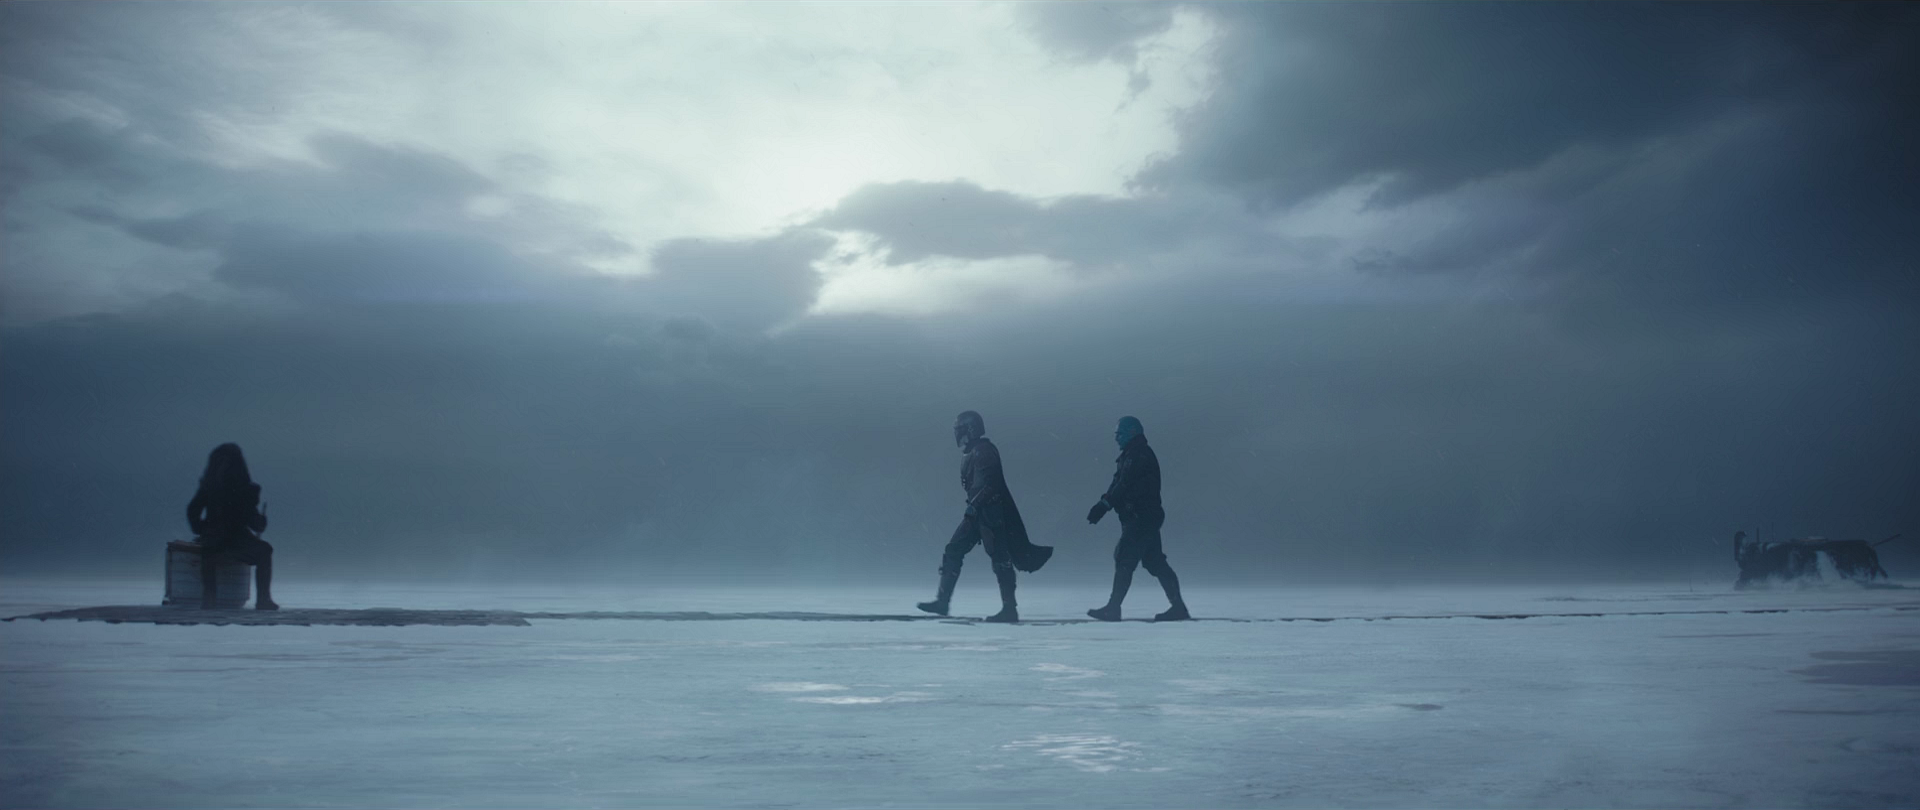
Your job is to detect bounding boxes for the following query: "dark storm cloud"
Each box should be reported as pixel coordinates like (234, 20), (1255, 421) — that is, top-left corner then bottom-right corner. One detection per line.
(649, 231), (835, 332)
(813, 180), (1302, 272)
(25, 119), (127, 172)
(216, 227), (544, 305)
(1137, 3), (1916, 208)
(302, 133), (496, 211)
(0, 2), (348, 150)
(1016, 2), (1176, 65)
(1037, 2), (1920, 314)
(1014, 2), (1177, 97)
(1512, 101), (1920, 314)
(5, 119), (648, 311)
(87, 208), (229, 252)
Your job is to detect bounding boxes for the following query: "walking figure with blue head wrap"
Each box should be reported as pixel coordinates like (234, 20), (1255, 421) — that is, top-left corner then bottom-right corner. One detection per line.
(1086, 416), (1189, 622)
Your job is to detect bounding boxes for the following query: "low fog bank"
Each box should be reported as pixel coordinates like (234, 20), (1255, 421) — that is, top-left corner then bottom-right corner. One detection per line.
(4, 282), (1914, 587)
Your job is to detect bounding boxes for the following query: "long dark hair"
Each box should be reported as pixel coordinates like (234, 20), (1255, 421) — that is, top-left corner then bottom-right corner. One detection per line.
(198, 443), (254, 494)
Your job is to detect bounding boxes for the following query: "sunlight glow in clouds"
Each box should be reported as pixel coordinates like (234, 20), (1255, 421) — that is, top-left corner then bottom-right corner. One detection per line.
(165, 4), (1218, 276)
(808, 232), (1082, 317)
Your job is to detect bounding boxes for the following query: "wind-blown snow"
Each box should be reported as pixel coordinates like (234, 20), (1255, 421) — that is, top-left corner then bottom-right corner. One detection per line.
(3, 579), (1916, 808)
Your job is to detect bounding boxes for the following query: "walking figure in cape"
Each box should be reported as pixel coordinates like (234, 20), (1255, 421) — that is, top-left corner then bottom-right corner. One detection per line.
(917, 410), (1052, 623)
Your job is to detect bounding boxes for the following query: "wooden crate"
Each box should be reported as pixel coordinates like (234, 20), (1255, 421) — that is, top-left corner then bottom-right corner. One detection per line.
(163, 540), (252, 608)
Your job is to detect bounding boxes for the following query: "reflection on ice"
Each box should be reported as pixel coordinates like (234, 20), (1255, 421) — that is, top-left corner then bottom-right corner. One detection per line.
(1002, 733), (1168, 774)
(752, 681), (848, 692)
(1167, 676), (1243, 694)
(1032, 662), (1105, 680)
(793, 691), (933, 705)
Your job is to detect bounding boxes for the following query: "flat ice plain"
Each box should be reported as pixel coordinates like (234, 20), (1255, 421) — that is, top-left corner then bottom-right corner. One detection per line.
(3, 578), (1916, 808)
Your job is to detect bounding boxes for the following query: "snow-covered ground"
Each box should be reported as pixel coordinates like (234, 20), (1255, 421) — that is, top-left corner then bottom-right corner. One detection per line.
(3, 578), (1916, 808)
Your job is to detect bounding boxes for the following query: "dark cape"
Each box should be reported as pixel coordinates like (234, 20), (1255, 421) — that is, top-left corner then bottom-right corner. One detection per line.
(963, 438), (1053, 572)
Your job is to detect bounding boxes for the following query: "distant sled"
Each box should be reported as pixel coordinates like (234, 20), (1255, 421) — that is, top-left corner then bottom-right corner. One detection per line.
(1733, 531), (1896, 589)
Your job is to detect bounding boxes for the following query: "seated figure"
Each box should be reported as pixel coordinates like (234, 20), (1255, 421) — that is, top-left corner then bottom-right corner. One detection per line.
(187, 443), (278, 610)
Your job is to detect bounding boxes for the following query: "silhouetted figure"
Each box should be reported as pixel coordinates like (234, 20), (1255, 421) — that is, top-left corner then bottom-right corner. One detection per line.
(187, 443), (277, 610)
(917, 411), (1051, 623)
(1086, 417), (1188, 622)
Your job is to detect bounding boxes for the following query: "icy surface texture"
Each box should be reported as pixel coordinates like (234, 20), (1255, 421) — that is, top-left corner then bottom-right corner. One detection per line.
(3, 579), (1916, 808)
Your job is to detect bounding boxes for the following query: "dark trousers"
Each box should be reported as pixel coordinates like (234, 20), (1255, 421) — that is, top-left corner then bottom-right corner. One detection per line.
(1106, 512), (1181, 608)
(1114, 518), (1172, 579)
(931, 514), (1018, 610)
(943, 515), (1015, 577)
(200, 531), (274, 603)
(205, 532), (274, 565)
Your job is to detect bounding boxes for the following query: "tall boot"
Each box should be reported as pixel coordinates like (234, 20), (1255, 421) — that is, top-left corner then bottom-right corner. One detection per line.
(1152, 568), (1190, 622)
(1088, 564), (1131, 621)
(254, 557), (279, 611)
(917, 567), (958, 616)
(984, 566), (1019, 623)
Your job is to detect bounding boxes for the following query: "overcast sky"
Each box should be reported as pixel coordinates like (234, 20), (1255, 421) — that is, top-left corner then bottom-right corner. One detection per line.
(3, 2), (1915, 584)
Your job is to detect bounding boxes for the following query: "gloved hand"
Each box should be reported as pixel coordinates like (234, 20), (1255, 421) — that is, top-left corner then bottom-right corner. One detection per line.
(1086, 499), (1110, 524)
